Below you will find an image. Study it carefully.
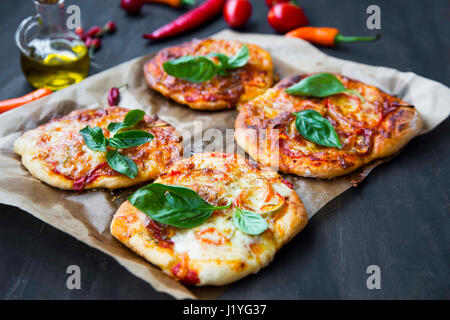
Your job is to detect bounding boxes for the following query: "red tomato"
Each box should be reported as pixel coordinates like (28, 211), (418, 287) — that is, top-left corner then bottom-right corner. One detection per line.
(265, 0), (289, 7)
(120, 0), (142, 15)
(223, 0), (252, 29)
(267, 3), (308, 33)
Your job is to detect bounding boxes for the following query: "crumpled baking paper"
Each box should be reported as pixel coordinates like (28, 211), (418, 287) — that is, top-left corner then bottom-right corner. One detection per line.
(0, 30), (448, 299)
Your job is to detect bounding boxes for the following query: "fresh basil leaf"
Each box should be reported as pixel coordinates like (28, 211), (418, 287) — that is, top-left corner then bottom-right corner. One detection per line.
(123, 109), (146, 127)
(163, 45), (249, 83)
(227, 45), (249, 69)
(207, 53), (229, 68)
(206, 53), (230, 76)
(293, 110), (342, 148)
(106, 150), (138, 178)
(285, 73), (364, 101)
(129, 183), (231, 229)
(79, 126), (107, 152)
(107, 122), (124, 134)
(107, 109), (146, 134)
(107, 130), (153, 149)
(233, 207), (268, 235)
(163, 55), (219, 83)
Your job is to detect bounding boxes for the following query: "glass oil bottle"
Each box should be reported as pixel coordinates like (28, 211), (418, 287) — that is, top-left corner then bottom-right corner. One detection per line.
(15, 0), (89, 91)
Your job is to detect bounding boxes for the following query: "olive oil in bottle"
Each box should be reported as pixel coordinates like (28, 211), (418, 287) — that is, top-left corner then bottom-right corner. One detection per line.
(16, 0), (90, 91)
(20, 38), (89, 91)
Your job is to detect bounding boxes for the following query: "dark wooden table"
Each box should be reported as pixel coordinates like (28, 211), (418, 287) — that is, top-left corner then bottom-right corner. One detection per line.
(0, 0), (448, 299)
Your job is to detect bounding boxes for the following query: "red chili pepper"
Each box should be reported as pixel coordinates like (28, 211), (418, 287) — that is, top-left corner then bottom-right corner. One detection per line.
(286, 27), (379, 47)
(142, 0), (226, 41)
(91, 38), (102, 48)
(108, 87), (120, 106)
(103, 21), (117, 34)
(121, 0), (143, 15)
(87, 38), (102, 59)
(75, 27), (85, 39)
(107, 84), (126, 106)
(86, 26), (103, 38)
(85, 36), (94, 47)
(0, 88), (53, 114)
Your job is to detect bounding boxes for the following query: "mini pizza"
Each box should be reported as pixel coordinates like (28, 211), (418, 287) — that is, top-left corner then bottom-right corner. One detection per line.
(110, 152), (307, 286)
(235, 74), (422, 178)
(14, 107), (183, 190)
(144, 38), (275, 111)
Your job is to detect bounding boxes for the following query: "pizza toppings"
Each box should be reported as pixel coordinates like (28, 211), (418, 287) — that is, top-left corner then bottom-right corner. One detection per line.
(144, 218), (174, 248)
(162, 44), (250, 83)
(259, 193), (285, 214)
(129, 173), (287, 236)
(170, 253), (200, 285)
(72, 162), (107, 191)
(234, 183), (285, 216)
(195, 227), (228, 245)
(285, 73), (364, 102)
(80, 109), (154, 178)
(127, 154), (294, 241)
(233, 207), (268, 235)
(107, 109), (145, 134)
(284, 74), (371, 149)
(128, 183), (231, 229)
(292, 109), (342, 148)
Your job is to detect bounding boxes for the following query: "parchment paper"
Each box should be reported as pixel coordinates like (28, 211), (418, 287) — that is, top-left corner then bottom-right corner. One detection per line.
(0, 30), (448, 300)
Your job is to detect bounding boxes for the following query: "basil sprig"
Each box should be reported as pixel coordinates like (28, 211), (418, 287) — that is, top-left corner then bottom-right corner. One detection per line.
(80, 126), (107, 152)
(233, 207), (268, 235)
(129, 184), (231, 229)
(285, 73), (364, 102)
(162, 45), (250, 82)
(129, 183), (269, 235)
(107, 109), (145, 134)
(79, 109), (153, 179)
(292, 110), (342, 148)
(107, 130), (154, 149)
(106, 150), (138, 179)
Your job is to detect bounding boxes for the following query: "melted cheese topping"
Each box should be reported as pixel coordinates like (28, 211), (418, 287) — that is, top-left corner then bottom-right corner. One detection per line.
(171, 215), (253, 261)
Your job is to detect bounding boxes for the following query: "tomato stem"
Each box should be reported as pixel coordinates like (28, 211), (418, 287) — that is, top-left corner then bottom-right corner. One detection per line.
(88, 46), (95, 60)
(335, 34), (380, 44)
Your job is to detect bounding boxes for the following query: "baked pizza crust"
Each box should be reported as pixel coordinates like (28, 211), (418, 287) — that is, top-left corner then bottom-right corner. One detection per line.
(235, 74), (422, 178)
(110, 152), (308, 286)
(144, 39), (275, 111)
(14, 107), (183, 190)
